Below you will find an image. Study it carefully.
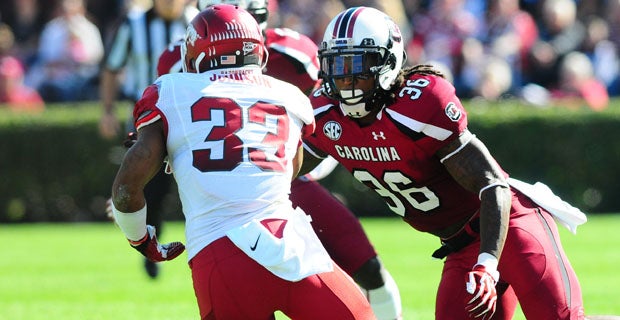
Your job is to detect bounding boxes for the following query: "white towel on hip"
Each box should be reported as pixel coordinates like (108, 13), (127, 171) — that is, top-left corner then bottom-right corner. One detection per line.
(508, 177), (587, 234)
(226, 207), (333, 281)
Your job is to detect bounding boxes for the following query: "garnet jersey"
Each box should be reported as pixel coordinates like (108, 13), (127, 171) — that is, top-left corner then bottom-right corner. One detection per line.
(155, 28), (320, 91)
(264, 28), (320, 94)
(134, 67), (315, 259)
(304, 73), (506, 233)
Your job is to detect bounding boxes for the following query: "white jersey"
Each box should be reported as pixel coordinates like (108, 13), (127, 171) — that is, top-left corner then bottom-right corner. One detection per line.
(134, 67), (315, 260)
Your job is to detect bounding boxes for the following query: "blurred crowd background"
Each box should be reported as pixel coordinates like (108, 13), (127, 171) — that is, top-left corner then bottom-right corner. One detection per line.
(0, 0), (618, 112)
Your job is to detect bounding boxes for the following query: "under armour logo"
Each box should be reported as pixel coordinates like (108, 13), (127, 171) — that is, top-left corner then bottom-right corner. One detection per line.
(372, 131), (386, 140)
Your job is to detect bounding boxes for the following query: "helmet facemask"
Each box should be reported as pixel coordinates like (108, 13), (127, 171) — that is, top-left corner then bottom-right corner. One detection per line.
(320, 48), (380, 99)
(318, 7), (405, 118)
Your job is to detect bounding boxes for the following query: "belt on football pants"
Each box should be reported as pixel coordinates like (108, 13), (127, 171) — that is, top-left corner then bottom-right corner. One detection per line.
(431, 216), (480, 259)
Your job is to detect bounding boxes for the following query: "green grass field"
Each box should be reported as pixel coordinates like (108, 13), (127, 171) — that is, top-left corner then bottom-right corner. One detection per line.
(1, 215), (618, 319)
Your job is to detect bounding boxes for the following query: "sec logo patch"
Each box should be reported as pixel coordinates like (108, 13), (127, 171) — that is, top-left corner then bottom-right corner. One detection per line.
(445, 102), (461, 122)
(323, 121), (342, 141)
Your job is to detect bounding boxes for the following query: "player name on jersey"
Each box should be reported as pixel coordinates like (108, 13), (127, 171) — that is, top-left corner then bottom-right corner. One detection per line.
(209, 69), (273, 87)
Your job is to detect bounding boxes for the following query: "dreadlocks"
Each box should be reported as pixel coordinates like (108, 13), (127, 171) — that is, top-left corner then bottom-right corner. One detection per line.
(403, 64), (446, 79)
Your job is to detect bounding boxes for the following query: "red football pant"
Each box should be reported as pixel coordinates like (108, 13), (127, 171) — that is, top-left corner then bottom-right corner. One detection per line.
(189, 236), (376, 320)
(436, 190), (585, 320)
(290, 179), (377, 275)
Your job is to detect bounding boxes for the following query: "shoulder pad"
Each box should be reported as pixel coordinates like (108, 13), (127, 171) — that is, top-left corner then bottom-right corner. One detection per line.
(386, 73), (467, 141)
(310, 87), (335, 108)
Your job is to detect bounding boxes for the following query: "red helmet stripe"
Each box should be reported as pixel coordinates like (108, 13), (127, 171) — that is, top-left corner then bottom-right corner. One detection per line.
(332, 10), (346, 39)
(346, 7), (365, 38)
(332, 7), (367, 40)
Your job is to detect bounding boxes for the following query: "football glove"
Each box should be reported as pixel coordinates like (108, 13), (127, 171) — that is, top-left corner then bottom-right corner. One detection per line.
(129, 225), (185, 262)
(465, 265), (498, 319)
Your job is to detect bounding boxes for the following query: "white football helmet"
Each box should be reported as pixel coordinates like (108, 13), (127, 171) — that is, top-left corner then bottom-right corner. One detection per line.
(319, 7), (405, 118)
(181, 4), (266, 73)
(197, 0), (269, 30)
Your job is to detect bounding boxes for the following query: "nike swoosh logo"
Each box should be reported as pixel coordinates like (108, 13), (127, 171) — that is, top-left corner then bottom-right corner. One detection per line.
(250, 234), (261, 251)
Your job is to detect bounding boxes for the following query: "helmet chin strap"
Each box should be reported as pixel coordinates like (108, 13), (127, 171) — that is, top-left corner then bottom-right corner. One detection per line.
(339, 89), (371, 118)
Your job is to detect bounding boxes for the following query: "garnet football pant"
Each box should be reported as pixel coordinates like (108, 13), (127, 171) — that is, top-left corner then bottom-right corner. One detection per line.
(436, 189), (584, 320)
(189, 237), (375, 320)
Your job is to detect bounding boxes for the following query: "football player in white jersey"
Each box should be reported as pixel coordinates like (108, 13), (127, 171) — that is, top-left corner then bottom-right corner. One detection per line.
(152, 1), (403, 318)
(110, 5), (374, 320)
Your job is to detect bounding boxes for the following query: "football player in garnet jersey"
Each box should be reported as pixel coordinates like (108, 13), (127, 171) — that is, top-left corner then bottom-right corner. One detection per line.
(151, 1), (403, 319)
(301, 6), (586, 320)
(111, 5), (374, 319)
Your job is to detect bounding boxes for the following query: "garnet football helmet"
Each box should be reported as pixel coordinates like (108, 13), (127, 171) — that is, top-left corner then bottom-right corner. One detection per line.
(197, 0), (269, 30)
(181, 4), (266, 73)
(157, 40), (183, 76)
(318, 7), (405, 118)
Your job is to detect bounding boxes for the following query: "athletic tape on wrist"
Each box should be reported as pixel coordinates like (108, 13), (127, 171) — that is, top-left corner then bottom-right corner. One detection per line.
(111, 202), (148, 242)
(476, 252), (500, 282)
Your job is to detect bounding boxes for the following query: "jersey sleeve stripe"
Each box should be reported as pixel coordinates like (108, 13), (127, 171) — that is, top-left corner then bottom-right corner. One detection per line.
(313, 103), (335, 118)
(303, 141), (328, 159)
(385, 108), (453, 141)
(135, 112), (162, 131)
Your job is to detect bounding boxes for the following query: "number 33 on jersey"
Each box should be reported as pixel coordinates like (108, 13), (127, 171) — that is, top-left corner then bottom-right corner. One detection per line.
(133, 68), (315, 207)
